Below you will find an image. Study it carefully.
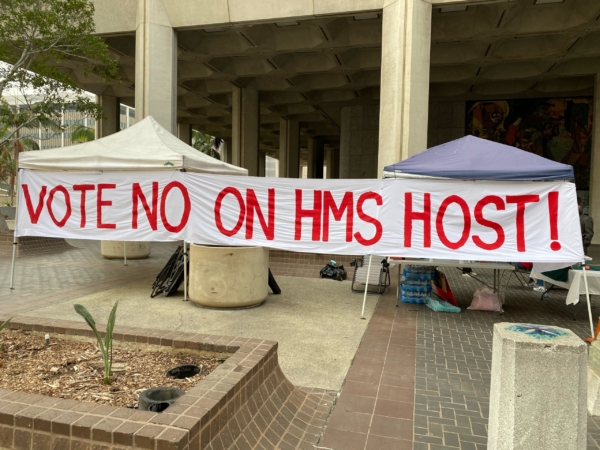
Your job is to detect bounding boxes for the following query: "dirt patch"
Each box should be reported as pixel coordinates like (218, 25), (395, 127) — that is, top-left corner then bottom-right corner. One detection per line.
(0, 330), (224, 408)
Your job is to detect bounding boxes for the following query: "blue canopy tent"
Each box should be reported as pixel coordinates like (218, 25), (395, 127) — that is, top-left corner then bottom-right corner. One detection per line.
(383, 135), (574, 181)
(376, 135), (593, 335)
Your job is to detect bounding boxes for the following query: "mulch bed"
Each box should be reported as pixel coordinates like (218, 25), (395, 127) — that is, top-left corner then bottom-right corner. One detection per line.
(0, 330), (223, 408)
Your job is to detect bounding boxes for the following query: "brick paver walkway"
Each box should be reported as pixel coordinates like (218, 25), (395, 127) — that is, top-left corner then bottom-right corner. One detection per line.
(319, 287), (417, 449)
(4, 241), (600, 449)
(320, 265), (600, 450)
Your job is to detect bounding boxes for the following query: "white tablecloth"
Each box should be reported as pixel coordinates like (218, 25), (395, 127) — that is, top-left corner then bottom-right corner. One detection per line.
(530, 269), (600, 305)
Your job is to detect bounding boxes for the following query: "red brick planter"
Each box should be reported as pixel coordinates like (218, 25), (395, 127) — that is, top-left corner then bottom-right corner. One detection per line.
(0, 315), (333, 450)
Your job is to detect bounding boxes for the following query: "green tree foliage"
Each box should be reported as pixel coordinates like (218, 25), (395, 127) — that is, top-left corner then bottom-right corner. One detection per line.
(0, 0), (118, 147)
(192, 129), (222, 160)
(69, 123), (95, 143)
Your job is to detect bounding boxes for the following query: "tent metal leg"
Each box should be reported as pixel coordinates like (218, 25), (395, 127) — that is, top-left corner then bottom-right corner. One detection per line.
(183, 241), (188, 302)
(9, 237), (18, 290)
(582, 261), (594, 337)
(123, 242), (127, 266)
(361, 255), (373, 320)
(9, 170), (20, 290)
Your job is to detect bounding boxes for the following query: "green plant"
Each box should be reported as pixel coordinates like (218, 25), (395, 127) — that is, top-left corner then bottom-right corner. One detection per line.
(69, 124), (95, 143)
(0, 0), (119, 149)
(74, 301), (118, 384)
(192, 130), (222, 160)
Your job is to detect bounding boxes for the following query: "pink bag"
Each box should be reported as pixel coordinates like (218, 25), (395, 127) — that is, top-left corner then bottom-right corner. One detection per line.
(468, 287), (503, 312)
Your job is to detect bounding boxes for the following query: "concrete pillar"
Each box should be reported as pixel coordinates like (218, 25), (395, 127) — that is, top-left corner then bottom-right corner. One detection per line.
(223, 138), (232, 164)
(314, 137), (325, 179)
(279, 118), (300, 178)
(96, 95), (120, 137)
(488, 323), (587, 450)
(588, 340), (600, 415)
(307, 138), (315, 178)
(378, 0), (432, 175)
(341, 105), (379, 179)
(325, 148), (334, 179)
(232, 88), (260, 175)
(178, 123), (192, 145)
(258, 152), (266, 177)
(590, 74), (600, 244)
(332, 148), (340, 179)
(135, 0), (177, 134)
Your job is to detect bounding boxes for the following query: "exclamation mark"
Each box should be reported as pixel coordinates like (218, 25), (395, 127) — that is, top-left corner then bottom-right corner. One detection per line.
(548, 191), (561, 251)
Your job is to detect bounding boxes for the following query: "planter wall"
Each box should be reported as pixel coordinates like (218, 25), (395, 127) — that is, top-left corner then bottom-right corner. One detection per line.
(100, 241), (151, 260)
(189, 244), (269, 308)
(0, 316), (333, 449)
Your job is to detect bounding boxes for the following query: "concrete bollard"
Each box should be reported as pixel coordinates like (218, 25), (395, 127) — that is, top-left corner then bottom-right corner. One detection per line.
(101, 240), (151, 259)
(487, 323), (587, 450)
(587, 341), (600, 415)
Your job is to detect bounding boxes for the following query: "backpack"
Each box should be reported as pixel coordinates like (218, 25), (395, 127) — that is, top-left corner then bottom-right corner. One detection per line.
(320, 262), (347, 281)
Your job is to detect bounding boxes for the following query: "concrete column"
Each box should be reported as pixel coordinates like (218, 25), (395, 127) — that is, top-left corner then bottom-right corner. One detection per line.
(488, 323), (587, 450)
(223, 138), (232, 164)
(341, 105), (379, 179)
(307, 138), (315, 178)
(325, 148), (334, 179)
(314, 137), (325, 179)
(177, 123), (192, 145)
(279, 118), (300, 178)
(590, 74), (600, 244)
(96, 95), (120, 137)
(232, 88), (260, 175)
(378, 0), (432, 175)
(258, 152), (266, 177)
(332, 148), (340, 179)
(135, 0), (177, 134)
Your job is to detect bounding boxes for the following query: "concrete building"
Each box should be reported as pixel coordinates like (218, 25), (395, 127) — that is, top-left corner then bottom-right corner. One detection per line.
(2, 92), (136, 149)
(71, 0), (600, 242)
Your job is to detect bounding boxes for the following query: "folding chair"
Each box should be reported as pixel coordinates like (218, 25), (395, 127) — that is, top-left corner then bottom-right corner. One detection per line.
(505, 266), (530, 288)
(350, 256), (390, 294)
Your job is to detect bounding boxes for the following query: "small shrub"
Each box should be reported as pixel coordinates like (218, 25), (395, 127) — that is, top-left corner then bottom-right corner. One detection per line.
(74, 302), (118, 384)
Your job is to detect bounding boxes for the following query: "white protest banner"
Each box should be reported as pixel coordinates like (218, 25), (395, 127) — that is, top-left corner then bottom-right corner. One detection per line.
(16, 170), (583, 263)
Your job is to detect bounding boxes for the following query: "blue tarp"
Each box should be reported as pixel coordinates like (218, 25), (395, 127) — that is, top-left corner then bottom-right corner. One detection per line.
(383, 135), (574, 181)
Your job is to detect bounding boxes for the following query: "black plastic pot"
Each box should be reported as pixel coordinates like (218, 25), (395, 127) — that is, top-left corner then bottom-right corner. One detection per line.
(165, 365), (201, 379)
(138, 387), (185, 413)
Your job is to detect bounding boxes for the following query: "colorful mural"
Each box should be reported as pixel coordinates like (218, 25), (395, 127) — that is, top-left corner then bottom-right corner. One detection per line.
(466, 98), (593, 190)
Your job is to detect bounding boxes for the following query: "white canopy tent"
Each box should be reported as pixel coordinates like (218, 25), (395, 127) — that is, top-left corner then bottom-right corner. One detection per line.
(19, 116), (246, 175)
(10, 116), (248, 296)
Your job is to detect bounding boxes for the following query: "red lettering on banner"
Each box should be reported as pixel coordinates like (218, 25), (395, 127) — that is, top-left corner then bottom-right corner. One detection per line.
(295, 190), (322, 241)
(160, 181), (191, 233)
(404, 193), (431, 248)
(354, 192), (383, 246)
(506, 194), (540, 252)
(22, 184), (47, 224)
(322, 191), (353, 242)
(436, 195), (471, 250)
(548, 191), (561, 251)
(73, 184), (95, 228)
(214, 187), (245, 236)
(472, 196), (505, 250)
(97, 184), (117, 229)
(132, 182), (159, 230)
(46, 185), (71, 227)
(245, 188), (275, 240)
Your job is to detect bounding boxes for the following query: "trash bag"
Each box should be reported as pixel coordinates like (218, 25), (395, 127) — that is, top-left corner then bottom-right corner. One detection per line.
(320, 262), (347, 281)
(468, 286), (503, 312)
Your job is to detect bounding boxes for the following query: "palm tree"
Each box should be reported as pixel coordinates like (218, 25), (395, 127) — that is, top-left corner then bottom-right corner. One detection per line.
(70, 124), (95, 144)
(192, 130), (222, 160)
